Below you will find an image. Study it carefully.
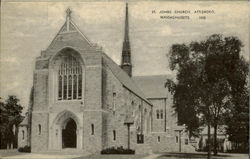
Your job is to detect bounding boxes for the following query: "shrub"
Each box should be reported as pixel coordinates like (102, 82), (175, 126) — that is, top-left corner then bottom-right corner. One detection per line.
(18, 146), (31, 153)
(18, 147), (24, 152)
(101, 146), (135, 154)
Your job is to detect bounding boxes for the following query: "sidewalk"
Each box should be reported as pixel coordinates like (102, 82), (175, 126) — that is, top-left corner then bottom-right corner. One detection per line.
(141, 153), (161, 159)
(2, 153), (82, 159)
(0, 149), (89, 159)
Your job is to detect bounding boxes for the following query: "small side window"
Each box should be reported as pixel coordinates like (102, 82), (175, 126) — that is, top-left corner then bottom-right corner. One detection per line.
(22, 130), (25, 140)
(157, 136), (160, 142)
(176, 136), (178, 143)
(156, 110), (160, 119)
(160, 109), (164, 119)
(38, 124), (41, 135)
(91, 124), (94, 135)
(113, 130), (116, 141)
(185, 139), (189, 145)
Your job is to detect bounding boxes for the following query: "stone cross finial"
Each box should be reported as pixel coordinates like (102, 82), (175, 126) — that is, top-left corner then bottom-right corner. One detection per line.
(66, 8), (72, 31)
(66, 8), (72, 18)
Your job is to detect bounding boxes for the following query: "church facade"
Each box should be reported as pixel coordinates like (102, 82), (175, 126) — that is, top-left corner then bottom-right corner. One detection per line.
(18, 4), (194, 153)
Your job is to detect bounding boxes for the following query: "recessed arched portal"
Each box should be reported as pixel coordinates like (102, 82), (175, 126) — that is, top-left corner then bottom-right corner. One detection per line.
(49, 110), (83, 150)
(62, 118), (77, 148)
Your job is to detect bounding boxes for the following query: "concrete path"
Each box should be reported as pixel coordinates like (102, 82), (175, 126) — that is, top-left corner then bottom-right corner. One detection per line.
(2, 153), (85, 159)
(141, 153), (161, 159)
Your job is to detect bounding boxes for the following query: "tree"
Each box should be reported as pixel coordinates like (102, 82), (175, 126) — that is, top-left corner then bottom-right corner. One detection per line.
(165, 34), (248, 157)
(0, 97), (8, 149)
(224, 56), (249, 152)
(0, 96), (23, 149)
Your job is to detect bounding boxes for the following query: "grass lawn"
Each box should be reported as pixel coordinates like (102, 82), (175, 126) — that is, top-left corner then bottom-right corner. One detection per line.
(156, 152), (249, 159)
(75, 154), (148, 159)
(0, 149), (23, 157)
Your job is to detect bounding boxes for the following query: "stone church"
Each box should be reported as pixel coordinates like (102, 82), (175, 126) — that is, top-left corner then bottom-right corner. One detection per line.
(18, 4), (193, 153)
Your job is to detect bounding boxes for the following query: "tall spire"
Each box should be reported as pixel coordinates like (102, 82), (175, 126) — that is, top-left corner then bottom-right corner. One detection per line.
(121, 3), (132, 77)
(124, 3), (129, 42)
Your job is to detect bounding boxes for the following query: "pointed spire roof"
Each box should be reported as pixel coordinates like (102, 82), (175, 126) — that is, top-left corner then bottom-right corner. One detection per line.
(121, 3), (132, 77)
(124, 3), (129, 42)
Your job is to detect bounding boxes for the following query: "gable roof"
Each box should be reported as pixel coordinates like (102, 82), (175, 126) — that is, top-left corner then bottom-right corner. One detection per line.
(19, 116), (28, 126)
(132, 75), (173, 99)
(102, 53), (152, 106)
(46, 16), (92, 51)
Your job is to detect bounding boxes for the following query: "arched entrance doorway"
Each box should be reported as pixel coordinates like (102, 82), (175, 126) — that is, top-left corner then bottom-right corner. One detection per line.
(62, 118), (77, 148)
(49, 110), (83, 150)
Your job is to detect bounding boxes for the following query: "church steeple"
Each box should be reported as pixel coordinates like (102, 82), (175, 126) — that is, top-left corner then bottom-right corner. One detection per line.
(121, 3), (132, 77)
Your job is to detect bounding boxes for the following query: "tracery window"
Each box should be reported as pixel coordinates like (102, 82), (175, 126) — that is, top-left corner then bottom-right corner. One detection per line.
(58, 56), (82, 100)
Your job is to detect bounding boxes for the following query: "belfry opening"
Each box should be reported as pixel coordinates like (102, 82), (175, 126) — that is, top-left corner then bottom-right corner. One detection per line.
(62, 118), (77, 148)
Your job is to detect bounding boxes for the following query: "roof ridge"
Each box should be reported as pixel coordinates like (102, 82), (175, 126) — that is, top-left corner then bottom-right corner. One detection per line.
(102, 53), (152, 106)
(70, 19), (92, 45)
(46, 11), (92, 50)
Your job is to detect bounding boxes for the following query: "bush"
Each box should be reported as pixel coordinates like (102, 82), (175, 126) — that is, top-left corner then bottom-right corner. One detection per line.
(18, 146), (31, 153)
(101, 146), (135, 154)
(18, 147), (24, 152)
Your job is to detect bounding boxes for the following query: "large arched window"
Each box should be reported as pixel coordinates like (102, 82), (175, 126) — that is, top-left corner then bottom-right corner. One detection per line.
(58, 55), (82, 100)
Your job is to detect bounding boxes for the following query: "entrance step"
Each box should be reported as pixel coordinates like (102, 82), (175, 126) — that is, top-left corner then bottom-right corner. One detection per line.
(40, 148), (90, 155)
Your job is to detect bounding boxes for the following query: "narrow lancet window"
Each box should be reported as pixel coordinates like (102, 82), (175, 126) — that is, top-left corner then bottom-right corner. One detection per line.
(156, 110), (160, 119)
(160, 109), (164, 119)
(68, 75), (72, 99)
(22, 130), (25, 140)
(113, 130), (116, 141)
(38, 124), (41, 135)
(58, 76), (62, 100)
(73, 75), (77, 99)
(78, 74), (82, 99)
(63, 75), (67, 100)
(91, 124), (94, 135)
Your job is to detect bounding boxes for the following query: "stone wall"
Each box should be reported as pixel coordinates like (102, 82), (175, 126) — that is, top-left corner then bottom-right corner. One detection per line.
(31, 26), (104, 152)
(18, 126), (28, 148)
(31, 63), (49, 152)
(150, 99), (166, 132)
(149, 97), (178, 133)
(82, 111), (103, 153)
(141, 132), (195, 153)
(101, 62), (152, 151)
(101, 63), (130, 149)
(31, 113), (49, 152)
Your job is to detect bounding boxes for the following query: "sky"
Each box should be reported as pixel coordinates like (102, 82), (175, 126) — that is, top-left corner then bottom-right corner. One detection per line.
(0, 1), (249, 112)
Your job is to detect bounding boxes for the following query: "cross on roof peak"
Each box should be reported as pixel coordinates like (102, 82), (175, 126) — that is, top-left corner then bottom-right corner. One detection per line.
(66, 8), (72, 17)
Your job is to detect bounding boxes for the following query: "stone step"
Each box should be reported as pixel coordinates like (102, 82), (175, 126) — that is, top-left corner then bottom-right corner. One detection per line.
(38, 149), (90, 155)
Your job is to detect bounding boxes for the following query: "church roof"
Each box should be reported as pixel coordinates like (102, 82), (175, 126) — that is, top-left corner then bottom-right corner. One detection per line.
(19, 116), (28, 126)
(102, 53), (152, 106)
(132, 75), (173, 99)
(47, 8), (92, 50)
